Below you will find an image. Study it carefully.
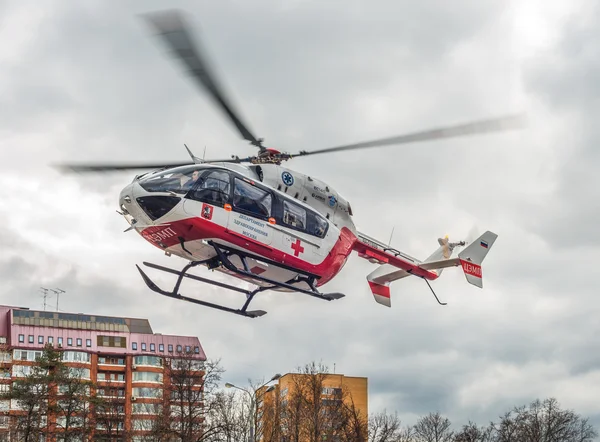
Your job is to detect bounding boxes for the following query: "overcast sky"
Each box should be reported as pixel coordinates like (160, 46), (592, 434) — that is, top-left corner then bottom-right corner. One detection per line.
(1, 0), (599, 431)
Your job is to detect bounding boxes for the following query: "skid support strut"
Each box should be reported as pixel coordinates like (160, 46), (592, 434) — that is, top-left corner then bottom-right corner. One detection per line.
(135, 242), (345, 318)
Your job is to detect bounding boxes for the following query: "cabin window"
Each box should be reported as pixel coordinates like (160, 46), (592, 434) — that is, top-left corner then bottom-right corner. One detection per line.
(282, 201), (306, 230)
(189, 170), (231, 206)
(307, 212), (328, 238)
(233, 178), (272, 218)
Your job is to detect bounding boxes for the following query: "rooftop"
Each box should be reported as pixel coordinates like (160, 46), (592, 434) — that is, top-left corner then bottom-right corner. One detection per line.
(10, 306), (154, 334)
(0, 304), (206, 360)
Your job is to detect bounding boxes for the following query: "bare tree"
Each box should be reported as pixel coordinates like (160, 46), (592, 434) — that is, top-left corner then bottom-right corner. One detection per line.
(91, 379), (129, 441)
(259, 386), (286, 442)
(272, 362), (368, 442)
(413, 411), (454, 442)
(492, 410), (520, 442)
(209, 390), (250, 442)
(279, 373), (304, 442)
(338, 394), (368, 442)
(453, 421), (493, 442)
(152, 353), (225, 441)
(2, 345), (59, 441)
(53, 365), (94, 441)
(369, 409), (404, 442)
(490, 398), (597, 442)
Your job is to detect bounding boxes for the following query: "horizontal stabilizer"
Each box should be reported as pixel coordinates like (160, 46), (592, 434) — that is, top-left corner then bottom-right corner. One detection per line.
(366, 264), (410, 307)
(418, 258), (460, 271)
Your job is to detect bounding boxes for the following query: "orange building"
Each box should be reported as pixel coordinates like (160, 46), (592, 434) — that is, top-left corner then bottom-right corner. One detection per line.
(257, 372), (368, 441)
(0, 304), (206, 441)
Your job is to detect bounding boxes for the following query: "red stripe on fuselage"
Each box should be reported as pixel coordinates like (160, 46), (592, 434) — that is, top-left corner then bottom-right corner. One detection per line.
(140, 216), (356, 286)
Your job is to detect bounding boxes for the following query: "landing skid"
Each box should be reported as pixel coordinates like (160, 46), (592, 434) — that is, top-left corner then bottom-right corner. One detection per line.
(136, 241), (345, 318)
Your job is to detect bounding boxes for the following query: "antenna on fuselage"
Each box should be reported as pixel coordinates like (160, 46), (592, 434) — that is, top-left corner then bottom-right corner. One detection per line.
(388, 227), (395, 246)
(184, 144), (203, 164)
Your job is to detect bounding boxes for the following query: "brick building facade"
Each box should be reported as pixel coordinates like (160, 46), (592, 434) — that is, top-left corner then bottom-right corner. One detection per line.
(0, 304), (206, 441)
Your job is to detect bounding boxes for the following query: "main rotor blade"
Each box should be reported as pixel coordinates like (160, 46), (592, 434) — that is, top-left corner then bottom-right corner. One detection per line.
(57, 162), (193, 173)
(57, 156), (254, 173)
(291, 114), (526, 158)
(142, 10), (264, 150)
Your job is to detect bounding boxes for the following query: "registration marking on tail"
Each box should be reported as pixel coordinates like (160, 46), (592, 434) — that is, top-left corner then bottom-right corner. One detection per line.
(461, 260), (482, 278)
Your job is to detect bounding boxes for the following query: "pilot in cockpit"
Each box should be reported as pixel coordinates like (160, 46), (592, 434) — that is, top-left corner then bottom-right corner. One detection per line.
(180, 170), (201, 191)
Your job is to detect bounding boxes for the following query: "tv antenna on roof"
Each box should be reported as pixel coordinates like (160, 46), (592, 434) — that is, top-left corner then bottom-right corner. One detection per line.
(40, 288), (66, 312)
(49, 288), (66, 312)
(39, 287), (49, 311)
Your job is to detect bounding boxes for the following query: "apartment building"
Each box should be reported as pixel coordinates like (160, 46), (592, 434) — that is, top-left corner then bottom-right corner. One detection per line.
(0, 304), (206, 441)
(257, 372), (368, 441)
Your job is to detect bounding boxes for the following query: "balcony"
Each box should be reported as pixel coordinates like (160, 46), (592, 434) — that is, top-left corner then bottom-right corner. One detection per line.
(97, 356), (126, 370)
(97, 372), (126, 383)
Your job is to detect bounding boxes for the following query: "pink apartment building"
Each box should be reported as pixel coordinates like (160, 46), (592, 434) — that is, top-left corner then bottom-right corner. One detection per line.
(0, 304), (207, 440)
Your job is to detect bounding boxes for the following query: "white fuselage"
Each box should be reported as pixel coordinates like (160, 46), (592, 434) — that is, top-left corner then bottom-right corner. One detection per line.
(118, 163), (359, 291)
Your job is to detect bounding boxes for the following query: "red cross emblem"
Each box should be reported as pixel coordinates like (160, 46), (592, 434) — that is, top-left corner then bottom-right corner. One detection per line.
(291, 238), (304, 257)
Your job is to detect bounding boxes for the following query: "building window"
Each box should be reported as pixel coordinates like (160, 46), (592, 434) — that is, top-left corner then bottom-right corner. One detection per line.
(141, 343), (146, 351)
(133, 356), (162, 367)
(58, 337), (63, 346)
(48, 336), (53, 344)
(38, 336), (43, 344)
(18, 335), (24, 343)
(67, 338), (73, 346)
(28, 335), (34, 343)
(132, 342), (138, 350)
(97, 335), (126, 348)
(159, 344), (164, 352)
(14, 350), (43, 362)
(150, 343), (155, 352)
(62, 351), (91, 363)
(132, 371), (163, 383)
(132, 387), (162, 398)
(86, 339), (91, 347)
(76, 338), (82, 347)
(185, 346), (191, 352)
(168, 344), (173, 353)
(194, 346), (200, 354)
(98, 356), (125, 365)
(177, 345), (182, 353)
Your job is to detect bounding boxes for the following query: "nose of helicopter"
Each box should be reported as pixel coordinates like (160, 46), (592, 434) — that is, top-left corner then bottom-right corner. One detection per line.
(118, 182), (149, 227)
(118, 181), (168, 228)
(119, 183), (135, 214)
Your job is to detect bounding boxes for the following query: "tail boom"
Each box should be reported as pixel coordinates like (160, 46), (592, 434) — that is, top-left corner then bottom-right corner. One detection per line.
(354, 233), (440, 281)
(355, 231), (498, 307)
(354, 234), (439, 307)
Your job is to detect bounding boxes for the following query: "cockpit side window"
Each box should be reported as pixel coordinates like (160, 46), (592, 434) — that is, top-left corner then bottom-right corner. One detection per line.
(232, 178), (272, 219)
(188, 170), (231, 206)
(139, 166), (204, 195)
(275, 196), (328, 239)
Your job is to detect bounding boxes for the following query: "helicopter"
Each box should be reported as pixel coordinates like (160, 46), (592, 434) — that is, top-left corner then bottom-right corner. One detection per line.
(62, 9), (517, 318)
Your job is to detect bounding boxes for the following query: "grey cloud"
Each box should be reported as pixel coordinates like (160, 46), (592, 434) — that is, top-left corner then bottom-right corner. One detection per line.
(1, 0), (600, 434)
(522, 2), (600, 248)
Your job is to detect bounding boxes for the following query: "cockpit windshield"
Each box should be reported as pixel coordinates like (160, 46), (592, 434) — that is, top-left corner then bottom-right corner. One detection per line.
(138, 166), (205, 195)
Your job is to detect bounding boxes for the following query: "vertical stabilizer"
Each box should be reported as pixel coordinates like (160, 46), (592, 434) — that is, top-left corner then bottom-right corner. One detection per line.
(457, 231), (498, 288)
